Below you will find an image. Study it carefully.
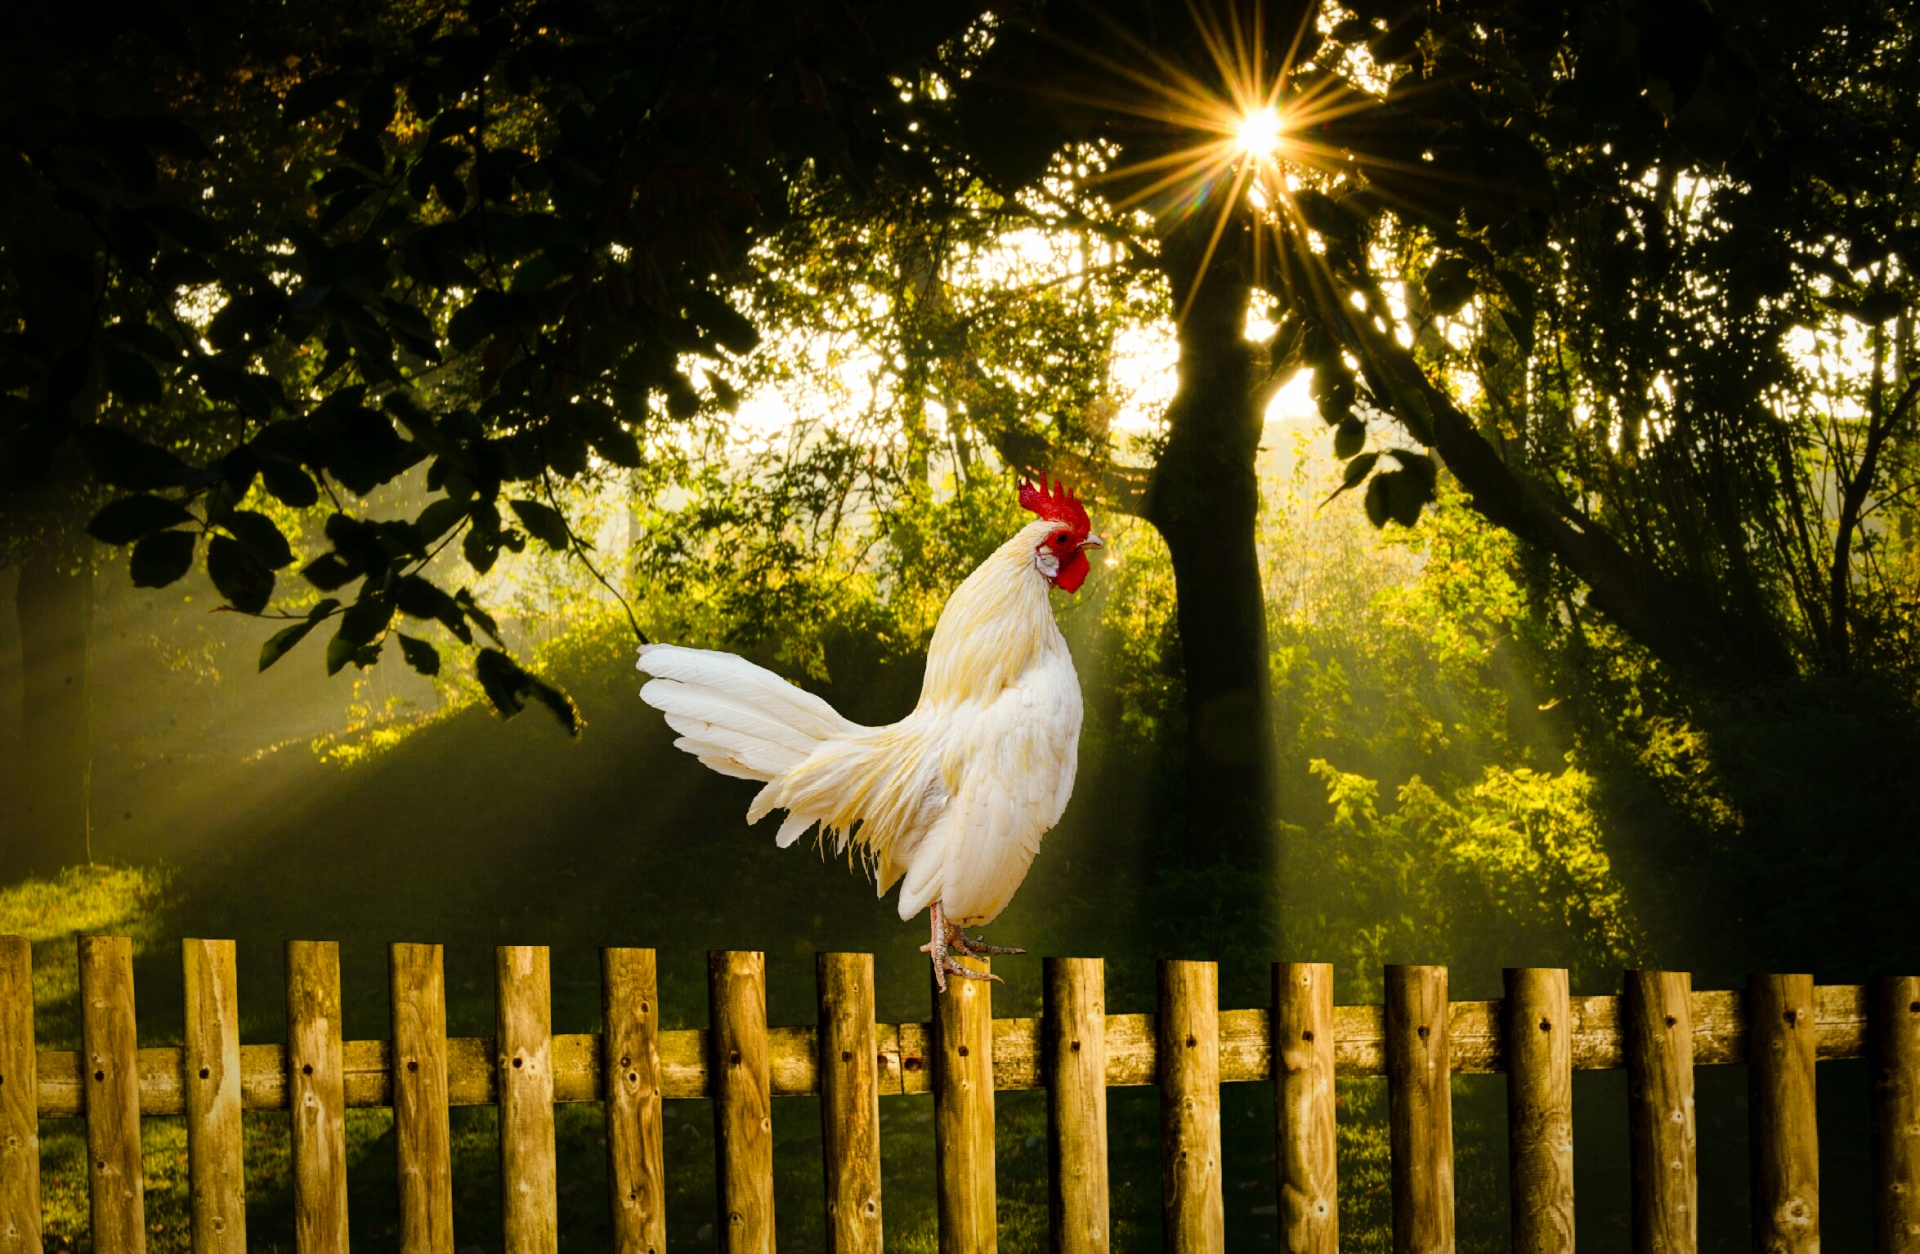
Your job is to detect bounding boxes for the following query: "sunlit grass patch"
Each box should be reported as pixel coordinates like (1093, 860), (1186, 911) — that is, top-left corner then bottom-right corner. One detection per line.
(0, 863), (175, 1049)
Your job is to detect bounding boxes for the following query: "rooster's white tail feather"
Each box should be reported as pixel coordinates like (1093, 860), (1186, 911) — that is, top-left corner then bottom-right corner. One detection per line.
(637, 644), (860, 789)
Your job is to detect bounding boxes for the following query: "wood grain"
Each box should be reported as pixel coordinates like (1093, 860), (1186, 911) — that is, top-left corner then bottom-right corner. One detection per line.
(603, 948), (665, 1254)
(934, 957), (996, 1254)
(498, 947), (558, 1254)
(1045, 958), (1109, 1254)
(183, 940), (246, 1254)
(1874, 977), (1920, 1254)
(1750, 974), (1819, 1254)
(1504, 969), (1573, 1254)
(81, 935), (146, 1254)
(1274, 963), (1336, 1254)
(286, 942), (348, 1254)
(0, 935), (41, 1254)
(1626, 971), (1696, 1254)
(1159, 961), (1223, 1254)
(818, 954), (882, 1254)
(709, 951), (775, 1254)
(391, 943), (454, 1254)
(1386, 965), (1452, 1254)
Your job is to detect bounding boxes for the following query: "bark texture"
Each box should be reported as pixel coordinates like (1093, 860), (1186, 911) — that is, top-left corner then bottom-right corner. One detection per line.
(1141, 243), (1276, 884)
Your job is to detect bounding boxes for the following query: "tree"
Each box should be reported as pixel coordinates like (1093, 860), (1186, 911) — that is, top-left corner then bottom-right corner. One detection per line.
(892, 0), (1920, 870)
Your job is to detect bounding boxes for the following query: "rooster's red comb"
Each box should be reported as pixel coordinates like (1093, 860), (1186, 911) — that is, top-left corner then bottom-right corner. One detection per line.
(1018, 476), (1091, 534)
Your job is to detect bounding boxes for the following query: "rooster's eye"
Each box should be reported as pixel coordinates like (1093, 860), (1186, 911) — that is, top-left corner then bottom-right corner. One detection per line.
(1053, 533), (1071, 547)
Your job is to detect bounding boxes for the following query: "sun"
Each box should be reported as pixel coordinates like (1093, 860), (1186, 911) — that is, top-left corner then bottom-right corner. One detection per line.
(1236, 106), (1284, 160)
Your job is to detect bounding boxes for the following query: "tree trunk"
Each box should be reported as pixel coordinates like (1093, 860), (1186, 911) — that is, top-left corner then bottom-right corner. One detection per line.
(7, 551), (93, 880)
(1141, 244), (1276, 886)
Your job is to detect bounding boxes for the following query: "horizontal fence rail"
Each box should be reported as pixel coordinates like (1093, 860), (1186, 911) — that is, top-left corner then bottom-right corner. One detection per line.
(0, 936), (1912, 1254)
(21, 982), (1878, 1117)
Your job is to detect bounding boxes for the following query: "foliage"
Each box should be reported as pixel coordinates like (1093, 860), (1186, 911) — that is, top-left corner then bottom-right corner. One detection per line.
(1267, 0), (1920, 684)
(1294, 759), (1644, 993)
(2, 0), (988, 724)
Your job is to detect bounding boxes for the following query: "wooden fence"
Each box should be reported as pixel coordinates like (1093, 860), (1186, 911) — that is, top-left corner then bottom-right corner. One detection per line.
(1, 935), (1916, 1253)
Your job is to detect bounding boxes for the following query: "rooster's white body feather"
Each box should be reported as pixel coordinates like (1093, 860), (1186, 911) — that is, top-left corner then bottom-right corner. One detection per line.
(636, 518), (1083, 926)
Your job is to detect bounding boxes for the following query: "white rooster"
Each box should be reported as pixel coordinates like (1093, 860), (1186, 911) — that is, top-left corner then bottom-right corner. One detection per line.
(635, 478), (1101, 988)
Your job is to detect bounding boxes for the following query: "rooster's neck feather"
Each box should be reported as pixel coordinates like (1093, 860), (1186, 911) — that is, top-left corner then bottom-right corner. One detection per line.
(918, 521), (1065, 706)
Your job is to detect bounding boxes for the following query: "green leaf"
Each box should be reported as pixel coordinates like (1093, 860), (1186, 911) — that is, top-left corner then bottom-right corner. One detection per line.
(89, 494), (194, 545)
(456, 587), (504, 646)
(224, 510), (295, 569)
(412, 496), (469, 546)
(301, 552), (360, 591)
(509, 498), (571, 550)
(1333, 418), (1367, 460)
(207, 535), (275, 613)
(101, 347), (164, 405)
(1364, 470), (1394, 527)
(259, 460), (320, 507)
(704, 370), (740, 415)
(1326, 451), (1380, 505)
(1423, 257), (1477, 316)
(338, 591), (395, 645)
(78, 425), (197, 490)
(258, 598), (340, 671)
(474, 647), (580, 735)
(324, 629), (359, 676)
(397, 633), (441, 675)
(395, 574), (457, 620)
(130, 529), (196, 587)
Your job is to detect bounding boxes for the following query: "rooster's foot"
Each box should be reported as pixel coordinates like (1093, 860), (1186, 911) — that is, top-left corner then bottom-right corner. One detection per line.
(922, 944), (1000, 992)
(923, 900), (1013, 992)
(950, 931), (1024, 957)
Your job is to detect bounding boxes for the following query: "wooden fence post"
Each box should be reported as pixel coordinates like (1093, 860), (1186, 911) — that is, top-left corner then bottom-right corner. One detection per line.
(0, 936), (40, 1254)
(818, 953), (883, 1254)
(1626, 971), (1696, 1254)
(1504, 968), (1573, 1254)
(934, 957), (996, 1254)
(1875, 976), (1920, 1254)
(391, 943), (454, 1254)
(1046, 958), (1109, 1254)
(183, 939), (246, 1253)
(1750, 974), (1818, 1253)
(1160, 960), (1223, 1254)
(1386, 964), (1452, 1254)
(710, 951), (774, 1254)
(499, 946), (558, 1254)
(603, 948), (665, 1254)
(81, 936), (146, 1254)
(286, 941), (348, 1254)
(1274, 962), (1336, 1254)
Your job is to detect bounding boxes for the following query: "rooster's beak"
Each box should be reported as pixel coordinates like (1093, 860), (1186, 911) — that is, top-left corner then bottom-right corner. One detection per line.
(1078, 534), (1105, 551)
